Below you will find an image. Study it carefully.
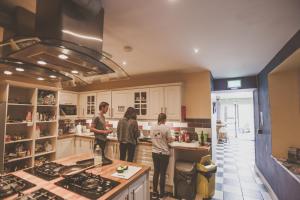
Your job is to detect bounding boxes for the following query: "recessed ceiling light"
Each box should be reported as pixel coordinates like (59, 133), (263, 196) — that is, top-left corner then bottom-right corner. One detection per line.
(122, 61), (127, 66)
(49, 75), (57, 79)
(71, 70), (79, 74)
(37, 60), (47, 65)
(4, 70), (12, 75)
(15, 67), (24, 72)
(58, 54), (68, 60)
(193, 48), (199, 54)
(37, 77), (45, 81)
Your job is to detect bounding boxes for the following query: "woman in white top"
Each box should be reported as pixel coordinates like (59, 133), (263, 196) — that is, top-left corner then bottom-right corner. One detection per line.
(151, 113), (173, 199)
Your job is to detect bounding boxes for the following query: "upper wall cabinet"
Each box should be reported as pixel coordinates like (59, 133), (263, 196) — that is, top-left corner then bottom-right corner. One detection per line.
(149, 87), (164, 119)
(111, 90), (134, 119)
(97, 91), (112, 118)
(59, 91), (78, 105)
(149, 86), (182, 120)
(79, 93), (97, 118)
(133, 89), (149, 119)
(164, 86), (182, 120)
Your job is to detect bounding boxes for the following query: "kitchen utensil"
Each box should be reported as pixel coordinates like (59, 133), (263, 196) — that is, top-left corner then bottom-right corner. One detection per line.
(58, 164), (99, 178)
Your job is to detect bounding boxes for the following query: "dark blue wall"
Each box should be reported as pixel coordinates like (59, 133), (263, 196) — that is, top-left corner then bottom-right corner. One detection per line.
(257, 30), (300, 200)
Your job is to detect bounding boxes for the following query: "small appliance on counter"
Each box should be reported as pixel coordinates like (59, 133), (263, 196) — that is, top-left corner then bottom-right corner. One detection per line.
(59, 104), (77, 116)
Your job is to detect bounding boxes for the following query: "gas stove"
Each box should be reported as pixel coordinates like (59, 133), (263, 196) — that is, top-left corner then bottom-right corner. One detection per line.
(55, 172), (120, 199)
(15, 188), (64, 200)
(0, 174), (36, 199)
(24, 162), (64, 181)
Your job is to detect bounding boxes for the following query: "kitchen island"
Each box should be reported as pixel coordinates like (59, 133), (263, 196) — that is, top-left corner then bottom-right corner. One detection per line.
(6, 153), (151, 200)
(57, 134), (211, 191)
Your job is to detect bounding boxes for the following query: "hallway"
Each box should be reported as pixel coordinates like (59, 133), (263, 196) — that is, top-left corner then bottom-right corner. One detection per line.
(212, 137), (273, 200)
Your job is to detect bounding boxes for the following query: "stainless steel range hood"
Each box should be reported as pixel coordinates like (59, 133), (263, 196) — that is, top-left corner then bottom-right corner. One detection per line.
(0, 0), (128, 86)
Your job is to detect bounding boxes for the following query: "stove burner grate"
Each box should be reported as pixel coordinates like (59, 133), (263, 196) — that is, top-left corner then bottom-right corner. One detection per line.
(0, 174), (35, 199)
(55, 172), (119, 199)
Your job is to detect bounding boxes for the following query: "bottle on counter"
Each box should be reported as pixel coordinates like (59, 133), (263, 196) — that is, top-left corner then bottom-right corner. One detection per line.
(94, 145), (103, 166)
(200, 131), (205, 146)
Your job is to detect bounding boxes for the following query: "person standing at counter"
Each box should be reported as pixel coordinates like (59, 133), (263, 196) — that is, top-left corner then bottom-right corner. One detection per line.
(151, 113), (173, 199)
(117, 107), (140, 162)
(90, 102), (112, 158)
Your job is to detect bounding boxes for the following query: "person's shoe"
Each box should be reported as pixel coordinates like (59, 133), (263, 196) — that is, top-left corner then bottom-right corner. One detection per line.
(152, 192), (159, 199)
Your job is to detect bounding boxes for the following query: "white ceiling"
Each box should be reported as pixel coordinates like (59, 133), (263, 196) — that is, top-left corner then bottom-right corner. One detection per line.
(1, 0), (300, 78)
(102, 0), (300, 78)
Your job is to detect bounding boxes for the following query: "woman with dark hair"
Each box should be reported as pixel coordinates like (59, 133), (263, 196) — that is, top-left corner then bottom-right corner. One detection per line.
(117, 107), (140, 162)
(151, 113), (173, 198)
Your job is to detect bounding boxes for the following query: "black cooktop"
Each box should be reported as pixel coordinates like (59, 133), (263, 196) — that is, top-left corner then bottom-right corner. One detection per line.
(15, 188), (64, 200)
(0, 174), (36, 199)
(55, 172), (120, 200)
(24, 162), (64, 181)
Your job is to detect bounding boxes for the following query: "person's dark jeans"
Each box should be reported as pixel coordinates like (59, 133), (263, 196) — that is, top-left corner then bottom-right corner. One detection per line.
(152, 152), (170, 196)
(119, 143), (136, 162)
(94, 139), (106, 157)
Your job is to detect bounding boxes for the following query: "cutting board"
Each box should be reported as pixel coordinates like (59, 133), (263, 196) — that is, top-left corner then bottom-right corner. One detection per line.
(111, 166), (142, 179)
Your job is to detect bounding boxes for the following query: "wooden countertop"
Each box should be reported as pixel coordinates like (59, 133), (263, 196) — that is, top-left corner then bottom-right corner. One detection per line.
(8, 153), (151, 200)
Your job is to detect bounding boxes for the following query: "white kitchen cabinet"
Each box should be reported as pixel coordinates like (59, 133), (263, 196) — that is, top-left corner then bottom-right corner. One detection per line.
(111, 90), (134, 118)
(105, 140), (119, 160)
(149, 87), (164, 119)
(164, 86), (181, 120)
(133, 89), (149, 119)
(59, 91), (78, 105)
(112, 188), (129, 200)
(75, 137), (94, 154)
(111, 174), (149, 200)
(149, 85), (181, 120)
(56, 137), (75, 159)
(129, 174), (149, 200)
(97, 91), (112, 118)
(79, 93), (97, 118)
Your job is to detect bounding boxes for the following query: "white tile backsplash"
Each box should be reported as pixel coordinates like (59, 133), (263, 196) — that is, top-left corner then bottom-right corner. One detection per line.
(195, 128), (212, 136)
(107, 120), (192, 130)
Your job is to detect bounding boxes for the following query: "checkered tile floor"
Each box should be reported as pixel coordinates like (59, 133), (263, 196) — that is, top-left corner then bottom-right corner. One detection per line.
(212, 137), (273, 200)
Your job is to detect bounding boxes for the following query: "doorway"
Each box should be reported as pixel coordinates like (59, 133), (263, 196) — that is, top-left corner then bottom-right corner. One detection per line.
(210, 90), (273, 200)
(212, 90), (255, 142)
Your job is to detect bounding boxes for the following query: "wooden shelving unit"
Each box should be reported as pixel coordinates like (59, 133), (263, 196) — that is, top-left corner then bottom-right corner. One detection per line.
(0, 82), (59, 173)
(5, 139), (33, 144)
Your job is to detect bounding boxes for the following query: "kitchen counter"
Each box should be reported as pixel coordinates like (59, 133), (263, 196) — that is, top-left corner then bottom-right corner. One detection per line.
(58, 133), (211, 151)
(7, 153), (151, 200)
